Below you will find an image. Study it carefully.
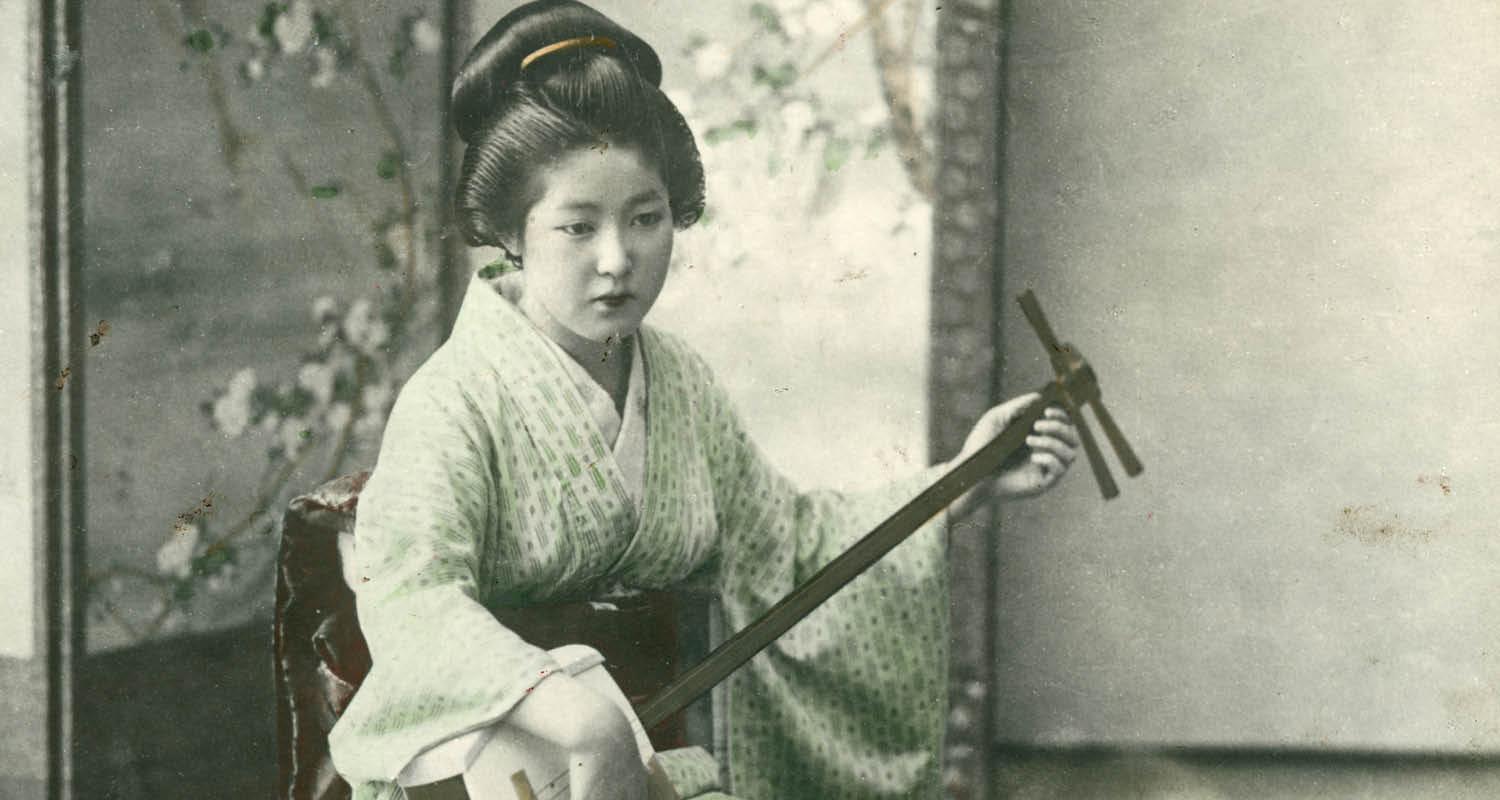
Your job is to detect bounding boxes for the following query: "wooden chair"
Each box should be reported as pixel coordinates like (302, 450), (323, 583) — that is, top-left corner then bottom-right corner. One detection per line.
(272, 472), (690, 800)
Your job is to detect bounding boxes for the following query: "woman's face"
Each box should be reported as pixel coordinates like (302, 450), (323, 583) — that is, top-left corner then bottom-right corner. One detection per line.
(515, 145), (674, 343)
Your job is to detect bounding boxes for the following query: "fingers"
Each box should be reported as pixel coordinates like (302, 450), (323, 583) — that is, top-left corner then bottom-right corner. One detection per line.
(1029, 452), (1067, 489)
(990, 392), (1044, 424)
(1031, 418), (1079, 448)
(1026, 435), (1075, 470)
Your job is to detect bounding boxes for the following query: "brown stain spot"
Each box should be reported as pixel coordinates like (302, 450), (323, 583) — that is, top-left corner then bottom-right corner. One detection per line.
(1417, 473), (1453, 496)
(54, 366), (71, 390)
(88, 319), (111, 347)
(174, 494), (217, 532)
(1334, 504), (1430, 545)
(834, 269), (869, 284)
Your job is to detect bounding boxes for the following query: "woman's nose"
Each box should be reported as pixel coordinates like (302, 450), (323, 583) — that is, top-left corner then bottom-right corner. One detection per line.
(596, 227), (632, 276)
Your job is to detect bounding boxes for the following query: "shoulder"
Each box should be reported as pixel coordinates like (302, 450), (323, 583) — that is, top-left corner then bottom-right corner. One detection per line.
(382, 341), (504, 443)
(639, 324), (718, 392)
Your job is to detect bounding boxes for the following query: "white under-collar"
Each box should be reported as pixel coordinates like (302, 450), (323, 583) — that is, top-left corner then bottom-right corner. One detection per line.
(548, 334), (649, 513)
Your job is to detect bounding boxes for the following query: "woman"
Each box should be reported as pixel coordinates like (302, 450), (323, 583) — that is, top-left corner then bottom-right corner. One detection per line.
(327, 2), (1079, 798)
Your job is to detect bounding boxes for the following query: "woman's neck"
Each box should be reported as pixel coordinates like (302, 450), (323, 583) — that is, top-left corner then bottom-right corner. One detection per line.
(517, 282), (633, 406)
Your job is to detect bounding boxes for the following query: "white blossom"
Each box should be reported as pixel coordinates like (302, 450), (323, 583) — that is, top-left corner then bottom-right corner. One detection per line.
(156, 523), (200, 579)
(692, 41), (732, 81)
(781, 13), (807, 39)
(205, 562), (239, 594)
(831, 0), (863, 25)
(242, 56), (267, 82)
(353, 408), (386, 441)
(772, 0), (808, 16)
(779, 100), (817, 140)
(325, 402), (352, 431)
(158, 609), (187, 634)
(212, 368), (257, 437)
(298, 361), (336, 406)
(310, 47), (339, 89)
(344, 298), (390, 355)
(273, 1), (314, 53)
(361, 380), (394, 415)
(311, 295), (338, 322)
(409, 16), (442, 54)
(803, 2), (840, 39)
(384, 220), (415, 270)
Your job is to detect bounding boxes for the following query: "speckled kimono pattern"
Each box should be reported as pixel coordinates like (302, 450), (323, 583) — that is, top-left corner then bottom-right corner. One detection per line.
(328, 275), (951, 799)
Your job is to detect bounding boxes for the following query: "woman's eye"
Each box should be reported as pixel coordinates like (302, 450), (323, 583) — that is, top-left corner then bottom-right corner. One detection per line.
(633, 211), (664, 227)
(557, 222), (595, 236)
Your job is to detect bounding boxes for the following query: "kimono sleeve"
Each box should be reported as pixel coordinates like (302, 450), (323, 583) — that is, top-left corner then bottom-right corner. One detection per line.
(697, 367), (954, 799)
(326, 375), (562, 784)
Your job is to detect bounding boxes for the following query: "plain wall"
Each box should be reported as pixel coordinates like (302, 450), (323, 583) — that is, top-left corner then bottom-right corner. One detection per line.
(994, 0), (1500, 751)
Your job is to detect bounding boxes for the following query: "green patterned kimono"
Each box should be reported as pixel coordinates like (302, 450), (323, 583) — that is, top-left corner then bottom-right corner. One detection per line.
(328, 274), (951, 799)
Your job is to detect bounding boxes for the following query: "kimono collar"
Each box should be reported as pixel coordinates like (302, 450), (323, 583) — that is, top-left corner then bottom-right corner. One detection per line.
(450, 271), (640, 396)
(450, 271), (650, 512)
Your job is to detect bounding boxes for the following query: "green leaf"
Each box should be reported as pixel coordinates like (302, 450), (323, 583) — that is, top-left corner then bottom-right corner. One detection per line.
(375, 241), (398, 272)
(172, 580), (195, 604)
(250, 385), (278, 416)
(749, 3), (785, 36)
(376, 151), (401, 180)
(704, 118), (758, 145)
(310, 184), (341, 199)
(184, 29), (215, 53)
(257, 3), (288, 40)
(311, 10), (338, 44)
(332, 370), (360, 404)
(751, 61), (797, 91)
(478, 258), (519, 279)
(823, 136), (853, 172)
(192, 546), (236, 578)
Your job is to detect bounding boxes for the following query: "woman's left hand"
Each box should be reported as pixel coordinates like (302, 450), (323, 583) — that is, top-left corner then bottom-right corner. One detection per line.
(948, 392), (1080, 519)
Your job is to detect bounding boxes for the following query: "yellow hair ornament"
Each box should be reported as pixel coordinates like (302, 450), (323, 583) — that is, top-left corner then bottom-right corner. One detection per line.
(519, 35), (618, 71)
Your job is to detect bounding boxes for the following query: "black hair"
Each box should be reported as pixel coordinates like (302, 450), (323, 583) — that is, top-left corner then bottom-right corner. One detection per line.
(452, 0), (705, 259)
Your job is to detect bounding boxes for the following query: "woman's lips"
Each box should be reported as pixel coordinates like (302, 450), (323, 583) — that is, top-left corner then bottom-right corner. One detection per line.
(592, 292), (633, 309)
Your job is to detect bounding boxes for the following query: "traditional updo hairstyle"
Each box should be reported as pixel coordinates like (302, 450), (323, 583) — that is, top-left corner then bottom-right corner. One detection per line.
(452, 0), (706, 264)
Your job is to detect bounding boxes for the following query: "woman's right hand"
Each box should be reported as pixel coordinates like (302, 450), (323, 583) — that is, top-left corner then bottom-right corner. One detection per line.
(505, 672), (648, 800)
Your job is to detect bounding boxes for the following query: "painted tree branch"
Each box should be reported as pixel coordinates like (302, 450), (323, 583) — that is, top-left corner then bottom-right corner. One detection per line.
(864, 0), (934, 198)
(146, 0), (247, 173)
(340, 0), (421, 303)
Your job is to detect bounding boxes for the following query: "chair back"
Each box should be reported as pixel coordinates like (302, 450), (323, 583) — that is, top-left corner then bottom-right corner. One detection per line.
(272, 472), (689, 799)
(274, 471), (372, 800)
